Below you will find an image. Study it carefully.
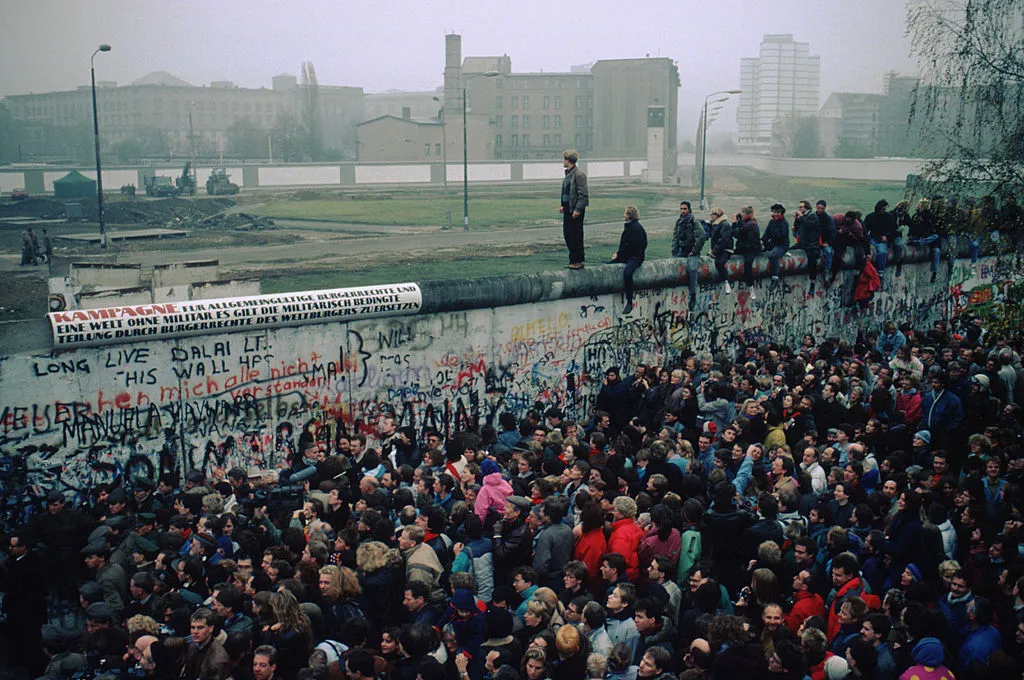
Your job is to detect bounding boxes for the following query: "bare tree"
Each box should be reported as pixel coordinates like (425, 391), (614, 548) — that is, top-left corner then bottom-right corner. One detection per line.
(907, 0), (1024, 199)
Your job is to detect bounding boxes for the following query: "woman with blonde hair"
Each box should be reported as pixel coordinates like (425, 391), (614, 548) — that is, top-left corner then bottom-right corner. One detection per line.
(258, 589), (313, 680)
(518, 600), (554, 650)
(610, 205), (648, 314)
(532, 587), (566, 629)
(318, 565), (362, 639)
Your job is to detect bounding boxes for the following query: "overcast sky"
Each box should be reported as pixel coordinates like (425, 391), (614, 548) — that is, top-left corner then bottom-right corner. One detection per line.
(3, 0), (917, 136)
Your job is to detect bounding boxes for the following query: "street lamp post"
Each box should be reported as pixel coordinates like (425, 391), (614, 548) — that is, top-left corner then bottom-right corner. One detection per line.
(433, 96), (448, 190)
(462, 71), (499, 231)
(699, 89), (741, 211)
(90, 44), (112, 248)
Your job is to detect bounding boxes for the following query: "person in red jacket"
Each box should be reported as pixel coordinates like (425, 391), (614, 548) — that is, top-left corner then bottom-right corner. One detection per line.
(786, 569), (826, 634)
(607, 496), (644, 582)
(827, 552), (866, 641)
(572, 501), (608, 594)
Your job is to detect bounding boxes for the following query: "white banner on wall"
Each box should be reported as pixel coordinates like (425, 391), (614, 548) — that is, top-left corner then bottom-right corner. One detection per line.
(48, 283), (422, 349)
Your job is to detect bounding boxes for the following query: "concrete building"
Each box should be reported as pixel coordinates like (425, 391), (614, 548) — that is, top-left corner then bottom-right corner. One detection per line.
(356, 114), (445, 162)
(434, 34), (678, 169)
(737, 34), (821, 153)
(364, 89), (444, 120)
(819, 92), (886, 157)
(4, 71), (364, 160)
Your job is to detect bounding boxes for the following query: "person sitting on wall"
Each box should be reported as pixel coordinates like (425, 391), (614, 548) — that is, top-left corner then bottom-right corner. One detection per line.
(610, 205), (648, 316)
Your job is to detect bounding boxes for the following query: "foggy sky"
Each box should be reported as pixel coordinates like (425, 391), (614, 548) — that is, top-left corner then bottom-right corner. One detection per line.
(2, 0), (917, 136)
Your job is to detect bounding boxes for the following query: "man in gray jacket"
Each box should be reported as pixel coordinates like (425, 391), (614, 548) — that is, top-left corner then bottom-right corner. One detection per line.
(532, 496), (574, 589)
(560, 149), (589, 269)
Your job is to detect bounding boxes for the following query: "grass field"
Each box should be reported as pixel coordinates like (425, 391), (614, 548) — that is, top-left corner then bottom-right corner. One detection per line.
(252, 185), (681, 227)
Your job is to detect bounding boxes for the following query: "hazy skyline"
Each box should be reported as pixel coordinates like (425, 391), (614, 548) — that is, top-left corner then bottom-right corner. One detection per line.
(3, 0), (917, 136)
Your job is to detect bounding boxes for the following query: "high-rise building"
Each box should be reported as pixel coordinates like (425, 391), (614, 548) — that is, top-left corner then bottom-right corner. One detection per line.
(737, 34), (820, 153)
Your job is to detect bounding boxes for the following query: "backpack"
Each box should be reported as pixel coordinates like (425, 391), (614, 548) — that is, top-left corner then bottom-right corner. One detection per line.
(461, 543), (495, 603)
(676, 528), (703, 587)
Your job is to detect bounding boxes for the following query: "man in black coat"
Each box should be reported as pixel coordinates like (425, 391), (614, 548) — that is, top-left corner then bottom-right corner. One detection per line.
(611, 205), (648, 314)
(3, 532), (48, 675)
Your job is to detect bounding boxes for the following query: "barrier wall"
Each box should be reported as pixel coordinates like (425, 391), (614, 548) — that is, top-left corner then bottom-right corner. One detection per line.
(0, 250), (1017, 499)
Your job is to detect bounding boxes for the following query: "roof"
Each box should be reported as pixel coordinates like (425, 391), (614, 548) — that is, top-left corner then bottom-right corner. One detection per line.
(131, 71), (194, 87)
(53, 170), (95, 185)
(356, 114), (443, 127)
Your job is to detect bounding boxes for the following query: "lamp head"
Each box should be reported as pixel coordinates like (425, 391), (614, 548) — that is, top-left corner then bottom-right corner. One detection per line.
(98, 44), (112, 52)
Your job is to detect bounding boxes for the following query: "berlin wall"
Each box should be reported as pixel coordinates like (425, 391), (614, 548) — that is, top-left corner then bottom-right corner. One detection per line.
(0, 250), (1017, 503)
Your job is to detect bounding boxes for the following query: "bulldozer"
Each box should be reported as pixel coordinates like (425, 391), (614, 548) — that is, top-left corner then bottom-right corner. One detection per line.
(206, 168), (240, 195)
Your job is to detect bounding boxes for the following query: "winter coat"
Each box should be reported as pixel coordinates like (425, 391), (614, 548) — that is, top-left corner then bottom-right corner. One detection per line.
(919, 389), (964, 435)
(794, 211), (822, 248)
(673, 214), (707, 257)
(575, 528), (609, 593)
(533, 522), (574, 587)
(452, 537), (495, 602)
(733, 218), (762, 254)
(762, 217), (791, 251)
(492, 517), (533, 584)
(835, 214), (866, 246)
(562, 165), (589, 213)
(786, 590), (825, 634)
(909, 209), (938, 239)
(611, 220), (648, 263)
(709, 215), (734, 255)
(608, 518), (645, 581)
(896, 389), (922, 428)
(475, 472), (513, 522)
(826, 576), (865, 640)
(865, 210), (898, 241)
(819, 211), (837, 245)
(854, 261), (882, 302)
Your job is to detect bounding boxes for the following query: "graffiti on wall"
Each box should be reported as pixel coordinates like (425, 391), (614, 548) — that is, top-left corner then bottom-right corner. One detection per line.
(1, 257), (1016, 504)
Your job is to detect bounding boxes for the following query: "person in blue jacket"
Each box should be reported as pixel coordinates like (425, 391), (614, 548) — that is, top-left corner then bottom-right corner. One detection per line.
(919, 371), (963, 452)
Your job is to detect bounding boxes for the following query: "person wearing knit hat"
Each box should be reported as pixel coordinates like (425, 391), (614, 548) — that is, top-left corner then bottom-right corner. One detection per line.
(897, 636), (954, 680)
(900, 562), (924, 589)
(825, 655), (851, 680)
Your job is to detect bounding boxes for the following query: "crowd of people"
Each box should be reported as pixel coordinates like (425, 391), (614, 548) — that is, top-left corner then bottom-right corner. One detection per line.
(671, 194), (1024, 302)
(2, 313), (1023, 680)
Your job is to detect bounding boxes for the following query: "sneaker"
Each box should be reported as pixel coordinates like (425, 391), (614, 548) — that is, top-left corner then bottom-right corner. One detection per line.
(808, 283), (816, 295)
(749, 289), (757, 301)
(724, 281), (733, 294)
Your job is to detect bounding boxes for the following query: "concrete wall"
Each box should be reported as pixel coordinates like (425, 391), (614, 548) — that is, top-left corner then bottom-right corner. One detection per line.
(0, 250), (1017, 498)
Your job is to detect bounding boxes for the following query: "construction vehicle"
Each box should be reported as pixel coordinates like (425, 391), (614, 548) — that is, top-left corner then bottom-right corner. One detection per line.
(144, 174), (178, 197)
(176, 162), (197, 196)
(206, 168), (240, 195)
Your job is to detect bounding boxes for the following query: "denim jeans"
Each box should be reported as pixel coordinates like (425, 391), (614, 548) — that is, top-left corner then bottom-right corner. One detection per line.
(687, 255), (701, 298)
(909, 234), (940, 273)
(822, 244), (834, 272)
(766, 246), (787, 277)
(871, 240), (888, 273)
(892, 237), (904, 270)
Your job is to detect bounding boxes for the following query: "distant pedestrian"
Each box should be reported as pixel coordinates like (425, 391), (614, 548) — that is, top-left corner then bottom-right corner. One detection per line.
(560, 149), (589, 270)
(28, 228), (41, 265)
(21, 230), (35, 265)
(611, 205), (647, 315)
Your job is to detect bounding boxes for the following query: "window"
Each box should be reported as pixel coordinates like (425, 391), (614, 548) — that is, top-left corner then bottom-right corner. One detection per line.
(511, 96), (518, 109)
(575, 133), (583, 147)
(522, 95), (529, 109)
(511, 134), (518, 147)
(495, 134), (503, 147)
(495, 95), (503, 109)
(510, 115), (518, 129)
(543, 96), (550, 109)
(495, 78), (503, 88)
(575, 115), (584, 127)
(436, 143), (442, 155)
(522, 134), (529, 146)
(554, 133), (563, 147)
(587, 96), (592, 110)
(495, 115), (503, 128)
(554, 96), (561, 109)
(543, 115), (550, 129)
(425, 144), (431, 157)
(543, 134), (550, 146)
(522, 115), (529, 129)
(575, 96), (583, 109)
(554, 114), (561, 129)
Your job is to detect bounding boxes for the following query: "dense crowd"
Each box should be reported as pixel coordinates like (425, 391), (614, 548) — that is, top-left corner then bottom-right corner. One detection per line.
(670, 194), (1024, 302)
(2, 314), (1023, 680)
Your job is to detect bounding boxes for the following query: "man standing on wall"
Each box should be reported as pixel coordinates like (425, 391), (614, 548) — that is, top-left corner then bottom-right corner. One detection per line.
(560, 149), (589, 270)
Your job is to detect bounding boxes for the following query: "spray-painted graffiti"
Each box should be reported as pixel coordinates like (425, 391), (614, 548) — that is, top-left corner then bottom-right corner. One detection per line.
(1, 257), (1018, 504)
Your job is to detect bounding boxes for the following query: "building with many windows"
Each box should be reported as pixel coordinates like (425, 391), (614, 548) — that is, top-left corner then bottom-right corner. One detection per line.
(737, 34), (820, 153)
(3, 71), (364, 161)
